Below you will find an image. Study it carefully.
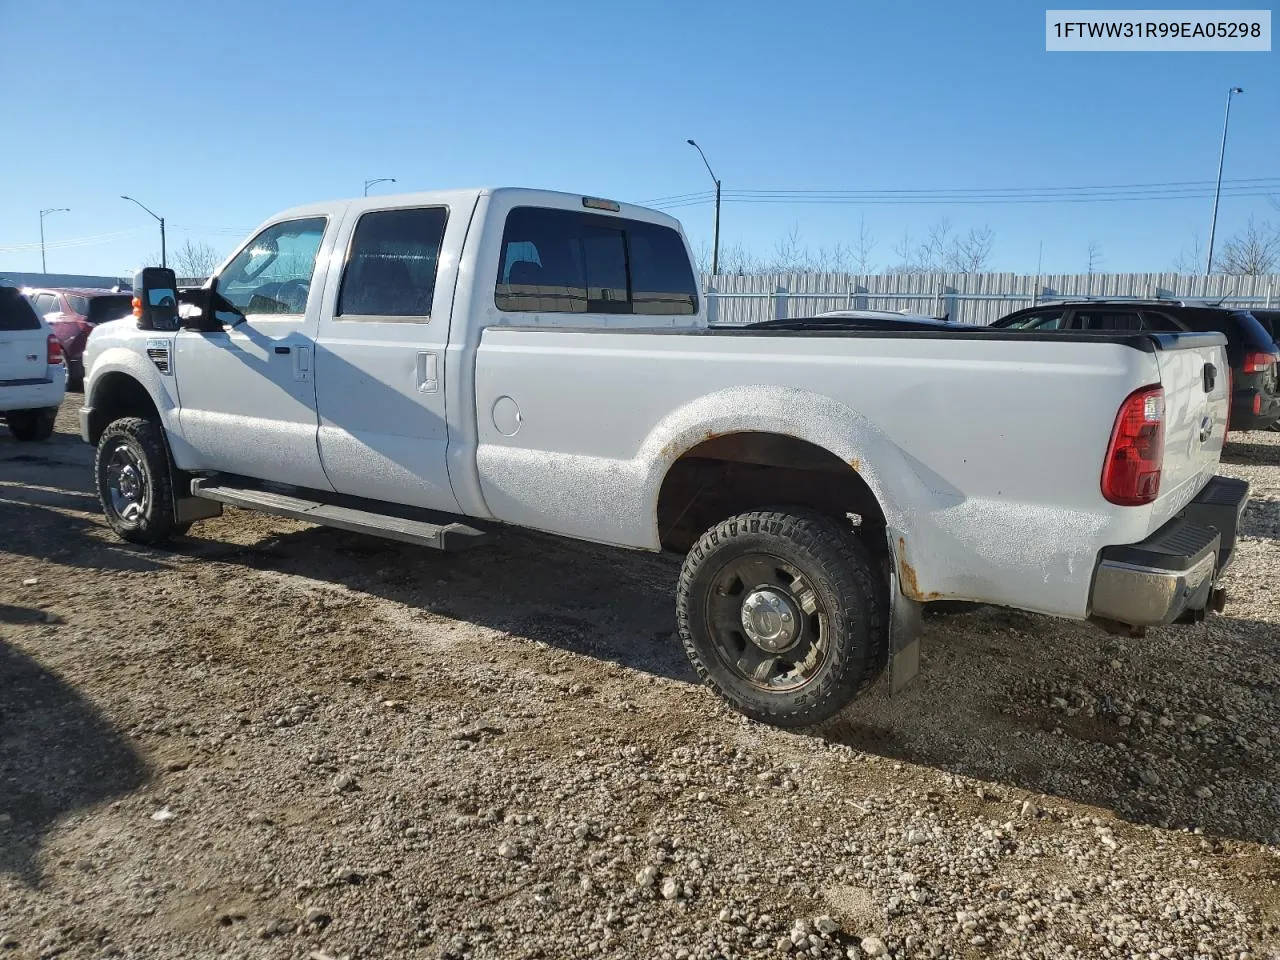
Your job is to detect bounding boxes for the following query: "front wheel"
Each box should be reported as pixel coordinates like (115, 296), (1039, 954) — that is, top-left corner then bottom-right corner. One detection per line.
(95, 417), (184, 544)
(676, 509), (887, 727)
(6, 407), (57, 442)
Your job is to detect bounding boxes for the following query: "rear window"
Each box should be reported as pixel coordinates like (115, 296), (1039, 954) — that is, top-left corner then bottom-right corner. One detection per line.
(85, 295), (133, 324)
(1177, 310), (1273, 351)
(0, 287), (41, 331)
(494, 207), (697, 316)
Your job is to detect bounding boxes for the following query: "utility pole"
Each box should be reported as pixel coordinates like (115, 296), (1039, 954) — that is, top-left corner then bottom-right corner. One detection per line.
(121, 196), (166, 267)
(1206, 86), (1244, 275)
(39, 207), (69, 273)
(686, 140), (721, 276)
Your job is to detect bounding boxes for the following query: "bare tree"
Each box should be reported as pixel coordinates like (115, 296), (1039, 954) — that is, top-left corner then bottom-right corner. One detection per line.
(172, 239), (223, 279)
(1086, 241), (1104, 275)
(693, 239), (712, 276)
(1173, 231), (1205, 273)
(947, 226), (995, 273)
(1215, 218), (1280, 275)
(850, 217), (876, 274)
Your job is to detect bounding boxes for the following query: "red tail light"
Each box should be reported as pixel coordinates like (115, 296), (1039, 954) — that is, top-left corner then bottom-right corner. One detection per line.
(1102, 385), (1165, 506)
(46, 334), (63, 365)
(1242, 350), (1279, 374)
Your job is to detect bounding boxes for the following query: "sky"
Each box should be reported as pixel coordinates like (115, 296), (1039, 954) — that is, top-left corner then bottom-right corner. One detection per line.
(0, 0), (1276, 277)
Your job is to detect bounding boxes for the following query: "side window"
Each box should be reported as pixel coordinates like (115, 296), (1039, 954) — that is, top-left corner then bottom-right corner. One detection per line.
(1140, 311), (1183, 332)
(217, 217), (327, 316)
(494, 206), (698, 316)
(338, 207), (448, 319)
(1076, 310), (1142, 331)
(1005, 309), (1066, 329)
(32, 293), (58, 316)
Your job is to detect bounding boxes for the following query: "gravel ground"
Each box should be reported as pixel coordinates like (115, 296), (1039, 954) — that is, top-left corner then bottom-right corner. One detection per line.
(1, 398), (1277, 960)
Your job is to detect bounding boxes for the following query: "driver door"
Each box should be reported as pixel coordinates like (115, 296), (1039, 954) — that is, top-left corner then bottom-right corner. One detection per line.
(173, 214), (340, 490)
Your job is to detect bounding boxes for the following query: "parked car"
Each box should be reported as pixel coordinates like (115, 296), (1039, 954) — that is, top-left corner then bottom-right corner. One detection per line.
(1, 283), (67, 441)
(991, 300), (1280, 431)
(79, 188), (1246, 727)
(27, 287), (134, 390)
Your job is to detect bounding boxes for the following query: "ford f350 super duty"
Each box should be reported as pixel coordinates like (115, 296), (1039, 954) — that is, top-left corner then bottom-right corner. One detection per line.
(79, 188), (1249, 726)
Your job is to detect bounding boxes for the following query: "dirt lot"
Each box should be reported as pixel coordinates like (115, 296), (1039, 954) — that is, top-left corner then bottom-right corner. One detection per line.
(1, 398), (1277, 960)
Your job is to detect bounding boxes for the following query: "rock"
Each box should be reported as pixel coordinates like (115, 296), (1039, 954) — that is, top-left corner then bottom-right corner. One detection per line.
(1110, 659), (1123, 670)
(815, 915), (840, 935)
(860, 935), (887, 957)
(337, 866), (361, 883)
(1139, 769), (1161, 787)
(21, 578), (38, 586)
(636, 865), (659, 887)
(149, 807), (176, 822)
(1193, 714), (1212, 729)
(1193, 785), (1214, 799)
(573, 823), (591, 840)
(1020, 800), (1040, 817)
(907, 829), (928, 845)
(777, 937), (795, 953)
(497, 841), (520, 859)
(0, 934), (16, 949)
(303, 907), (329, 926)
(333, 773), (358, 793)
(1118, 715), (1132, 727)
(1051, 696), (1068, 710)
(661, 877), (680, 900)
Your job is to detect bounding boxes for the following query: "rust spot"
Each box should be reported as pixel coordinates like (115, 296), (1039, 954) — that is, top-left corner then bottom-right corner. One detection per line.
(848, 457), (861, 472)
(896, 536), (942, 601)
(662, 428), (726, 460)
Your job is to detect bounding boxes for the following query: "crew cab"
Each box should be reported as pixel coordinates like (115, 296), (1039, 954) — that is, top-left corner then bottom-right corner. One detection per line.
(79, 188), (1248, 726)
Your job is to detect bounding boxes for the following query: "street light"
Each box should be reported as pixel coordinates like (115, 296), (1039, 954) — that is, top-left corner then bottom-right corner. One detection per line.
(1205, 86), (1244, 275)
(39, 207), (70, 273)
(686, 139), (721, 277)
(364, 178), (396, 196)
(120, 195), (166, 268)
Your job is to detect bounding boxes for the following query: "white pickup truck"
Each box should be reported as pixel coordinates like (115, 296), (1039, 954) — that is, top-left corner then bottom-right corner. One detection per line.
(80, 188), (1249, 726)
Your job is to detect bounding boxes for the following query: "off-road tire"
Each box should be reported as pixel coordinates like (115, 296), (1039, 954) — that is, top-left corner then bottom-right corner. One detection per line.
(95, 417), (183, 545)
(676, 508), (887, 727)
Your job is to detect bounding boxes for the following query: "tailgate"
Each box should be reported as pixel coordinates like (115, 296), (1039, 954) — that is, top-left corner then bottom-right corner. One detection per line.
(0, 329), (49, 382)
(1151, 333), (1230, 526)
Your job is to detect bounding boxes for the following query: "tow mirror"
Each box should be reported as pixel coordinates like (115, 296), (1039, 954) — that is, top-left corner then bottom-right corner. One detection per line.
(133, 267), (180, 331)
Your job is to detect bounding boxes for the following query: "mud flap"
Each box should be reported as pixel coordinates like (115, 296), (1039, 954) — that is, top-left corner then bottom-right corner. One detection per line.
(888, 568), (923, 693)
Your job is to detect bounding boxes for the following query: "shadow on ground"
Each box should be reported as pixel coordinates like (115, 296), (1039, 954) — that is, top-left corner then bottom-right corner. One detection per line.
(0, 637), (148, 883)
(1223, 437), (1280, 467)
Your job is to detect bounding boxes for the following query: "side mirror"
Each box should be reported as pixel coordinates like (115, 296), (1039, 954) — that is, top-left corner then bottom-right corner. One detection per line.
(133, 267), (180, 331)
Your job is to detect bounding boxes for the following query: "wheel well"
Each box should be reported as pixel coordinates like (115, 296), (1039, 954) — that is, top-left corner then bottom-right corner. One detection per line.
(85, 373), (159, 445)
(656, 432), (888, 553)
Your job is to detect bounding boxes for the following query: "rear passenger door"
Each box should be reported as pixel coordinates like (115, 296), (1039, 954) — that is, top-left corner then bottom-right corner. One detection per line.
(313, 201), (471, 511)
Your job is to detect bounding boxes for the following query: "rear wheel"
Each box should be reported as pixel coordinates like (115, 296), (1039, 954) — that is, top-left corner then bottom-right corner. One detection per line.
(6, 407), (57, 442)
(95, 417), (184, 544)
(676, 508), (887, 727)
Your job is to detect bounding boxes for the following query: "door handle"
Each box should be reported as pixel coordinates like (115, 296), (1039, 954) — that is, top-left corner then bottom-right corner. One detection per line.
(416, 351), (439, 393)
(1203, 362), (1217, 393)
(293, 346), (311, 382)
(274, 346), (291, 355)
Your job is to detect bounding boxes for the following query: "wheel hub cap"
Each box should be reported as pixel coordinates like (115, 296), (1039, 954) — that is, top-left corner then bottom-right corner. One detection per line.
(740, 587), (800, 652)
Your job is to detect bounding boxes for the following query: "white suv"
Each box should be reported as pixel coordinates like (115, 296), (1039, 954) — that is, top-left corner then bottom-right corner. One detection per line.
(1, 284), (67, 441)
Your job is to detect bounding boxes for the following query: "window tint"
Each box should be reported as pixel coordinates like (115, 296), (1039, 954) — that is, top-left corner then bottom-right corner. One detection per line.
(217, 217), (327, 315)
(1003, 309), (1066, 330)
(338, 207), (448, 319)
(1076, 310), (1143, 331)
(1250, 310), (1278, 341)
(86, 295), (134, 324)
(495, 207), (697, 315)
(1140, 311), (1183, 332)
(0, 286), (41, 331)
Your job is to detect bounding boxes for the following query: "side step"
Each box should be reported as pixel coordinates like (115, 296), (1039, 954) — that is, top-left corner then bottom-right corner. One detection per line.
(190, 477), (490, 551)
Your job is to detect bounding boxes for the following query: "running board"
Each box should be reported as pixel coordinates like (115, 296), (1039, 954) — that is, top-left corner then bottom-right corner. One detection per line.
(190, 477), (490, 551)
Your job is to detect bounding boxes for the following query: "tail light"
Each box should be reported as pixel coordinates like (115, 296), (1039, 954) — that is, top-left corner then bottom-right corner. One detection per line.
(46, 334), (63, 365)
(132, 296), (143, 318)
(1102, 385), (1165, 506)
(1242, 350), (1278, 374)
(1225, 366), (1233, 439)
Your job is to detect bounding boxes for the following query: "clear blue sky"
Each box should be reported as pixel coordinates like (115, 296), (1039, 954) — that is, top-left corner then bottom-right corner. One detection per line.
(1, 0), (1275, 276)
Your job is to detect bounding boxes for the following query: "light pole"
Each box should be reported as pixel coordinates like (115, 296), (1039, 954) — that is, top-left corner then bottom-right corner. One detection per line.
(121, 195), (166, 268)
(39, 207), (69, 273)
(686, 139), (721, 277)
(364, 177), (396, 196)
(1205, 86), (1244, 275)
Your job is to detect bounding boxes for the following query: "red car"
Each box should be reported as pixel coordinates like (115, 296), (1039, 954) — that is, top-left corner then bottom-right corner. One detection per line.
(27, 288), (133, 390)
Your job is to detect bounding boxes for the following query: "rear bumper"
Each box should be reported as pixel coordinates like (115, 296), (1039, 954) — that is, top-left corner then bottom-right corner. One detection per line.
(1231, 388), (1280, 431)
(1089, 476), (1249, 628)
(0, 373), (66, 414)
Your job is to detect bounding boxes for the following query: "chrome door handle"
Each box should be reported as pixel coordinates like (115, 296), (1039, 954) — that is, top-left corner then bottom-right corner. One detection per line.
(417, 351), (439, 393)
